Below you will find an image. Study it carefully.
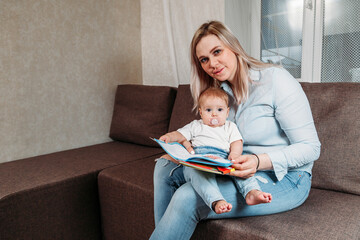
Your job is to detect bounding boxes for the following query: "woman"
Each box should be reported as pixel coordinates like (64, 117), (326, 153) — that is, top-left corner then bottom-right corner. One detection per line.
(150, 21), (321, 240)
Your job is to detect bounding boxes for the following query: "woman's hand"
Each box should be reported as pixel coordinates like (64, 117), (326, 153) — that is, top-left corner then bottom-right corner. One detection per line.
(229, 153), (273, 178)
(229, 154), (259, 178)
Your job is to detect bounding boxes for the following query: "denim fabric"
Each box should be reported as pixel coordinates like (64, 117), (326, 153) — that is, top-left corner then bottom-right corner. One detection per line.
(151, 158), (311, 240)
(183, 166), (224, 210)
(193, 146), (228, 159)
(186, 146), (261, 207)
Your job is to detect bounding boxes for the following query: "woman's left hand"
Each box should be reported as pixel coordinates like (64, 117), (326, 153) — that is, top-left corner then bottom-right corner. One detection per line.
(229, 154), (258, 178)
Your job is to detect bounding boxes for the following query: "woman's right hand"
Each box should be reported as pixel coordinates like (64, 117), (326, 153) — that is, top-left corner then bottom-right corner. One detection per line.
(229, 154), (258, 178)
(229, 153), (273, 178)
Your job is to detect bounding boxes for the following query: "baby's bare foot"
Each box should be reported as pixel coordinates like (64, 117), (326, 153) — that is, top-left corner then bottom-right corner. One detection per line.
(245, 190), (272, 205)
(213, 200), (232, 214)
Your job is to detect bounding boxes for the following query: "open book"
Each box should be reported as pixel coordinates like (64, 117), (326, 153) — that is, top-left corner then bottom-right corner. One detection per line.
(152, 138), (234, 175)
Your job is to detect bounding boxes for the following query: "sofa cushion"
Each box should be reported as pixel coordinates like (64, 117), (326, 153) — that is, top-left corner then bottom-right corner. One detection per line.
(192, 188), (360, 240)
(0, 142), (162, 198)
(168, 84), (199, 132)
(301, 82), (360, 195)
(110, 84), (177, 147)
(98, 154), (162, 240)
(0, 142), (163, 240)
(98, 157), (360, 240)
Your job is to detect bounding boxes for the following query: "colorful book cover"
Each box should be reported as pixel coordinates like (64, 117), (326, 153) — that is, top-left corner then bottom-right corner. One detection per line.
(152, 138), (235, 175)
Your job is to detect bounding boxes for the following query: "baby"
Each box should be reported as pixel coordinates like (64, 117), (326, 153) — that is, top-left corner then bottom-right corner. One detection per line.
(160, 88), (271, 214)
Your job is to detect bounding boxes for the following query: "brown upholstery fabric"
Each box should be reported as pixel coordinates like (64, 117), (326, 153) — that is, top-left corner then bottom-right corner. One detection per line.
(0, 142), (162, 198)
(301, 82), (360, 195)
(109, 84), (177, 147)
(192, 188), (360, 240)
(1, 173), (102, 240)
(168, 84), (199, 132)
(98, 159), (360, 240)
(98, 154), (162, 240)
(0, 142), (163, 240)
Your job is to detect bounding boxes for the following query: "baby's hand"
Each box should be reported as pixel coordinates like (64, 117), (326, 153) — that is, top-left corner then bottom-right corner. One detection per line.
(159, 134), (171, 143)
(181, 140), (195, 155)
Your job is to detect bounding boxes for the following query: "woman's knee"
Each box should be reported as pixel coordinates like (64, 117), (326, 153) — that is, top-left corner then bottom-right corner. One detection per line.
(154, 158), (179, 178)
(154, 157), (171, 175)
(154, 158), (185, 188)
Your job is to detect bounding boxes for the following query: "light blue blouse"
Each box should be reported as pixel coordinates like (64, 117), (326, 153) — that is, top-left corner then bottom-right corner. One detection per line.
(221, 67), (321, 181)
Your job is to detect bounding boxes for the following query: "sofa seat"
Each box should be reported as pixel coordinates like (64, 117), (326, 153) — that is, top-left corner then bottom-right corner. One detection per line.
(192, 188), (360, 240)
(0, 141), (163, 240)
(98, 154), (162, 240)
(98, 157), (360, 240)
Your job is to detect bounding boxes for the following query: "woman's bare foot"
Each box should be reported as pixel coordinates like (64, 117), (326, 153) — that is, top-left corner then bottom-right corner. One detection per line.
(212, 200), (232, 214)
(245, 190), (272, 205)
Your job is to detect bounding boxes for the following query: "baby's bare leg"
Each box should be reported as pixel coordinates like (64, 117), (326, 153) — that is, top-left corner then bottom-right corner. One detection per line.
(212, 200), (232, 214)
(245, 190), (272, 205)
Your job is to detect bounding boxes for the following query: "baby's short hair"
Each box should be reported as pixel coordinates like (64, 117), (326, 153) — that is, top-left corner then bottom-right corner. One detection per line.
(198, 87), (229, 108)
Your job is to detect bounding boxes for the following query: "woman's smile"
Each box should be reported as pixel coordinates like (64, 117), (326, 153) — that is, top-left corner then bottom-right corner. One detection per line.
(213, 67), (224, 75)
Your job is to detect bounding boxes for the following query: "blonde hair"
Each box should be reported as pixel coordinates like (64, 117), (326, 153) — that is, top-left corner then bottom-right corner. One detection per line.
(190, 20), (274, 111)
(198, 87), (229, 109)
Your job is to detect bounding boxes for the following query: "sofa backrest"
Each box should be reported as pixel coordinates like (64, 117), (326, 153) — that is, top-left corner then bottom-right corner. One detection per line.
(168, 85), (199, 132)
(169, 83), (360, 196)
(301, 82), (360, 196)
(110, 84), (177, 147)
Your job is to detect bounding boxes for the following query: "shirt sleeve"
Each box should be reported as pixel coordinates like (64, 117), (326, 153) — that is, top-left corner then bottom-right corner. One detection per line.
(227, 121), (243, 143)
(267, 68), (321, 180)
(177, 120), (198, 141)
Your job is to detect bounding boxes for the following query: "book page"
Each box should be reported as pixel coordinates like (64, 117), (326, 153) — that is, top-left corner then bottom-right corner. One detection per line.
(156, 140), (192, 161)
(153, 139), (231, 165)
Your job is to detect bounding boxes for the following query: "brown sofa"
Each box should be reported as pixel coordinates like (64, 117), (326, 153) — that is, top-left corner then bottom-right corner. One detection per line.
(1, 83), (359, 240)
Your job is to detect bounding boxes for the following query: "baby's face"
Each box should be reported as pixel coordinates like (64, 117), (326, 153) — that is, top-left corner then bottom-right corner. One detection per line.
(199, 97), (229, 127)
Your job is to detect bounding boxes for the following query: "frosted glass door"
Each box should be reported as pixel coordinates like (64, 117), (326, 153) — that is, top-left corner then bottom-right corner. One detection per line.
(260, 0), (304, 78)
(320, 0), (360, 82)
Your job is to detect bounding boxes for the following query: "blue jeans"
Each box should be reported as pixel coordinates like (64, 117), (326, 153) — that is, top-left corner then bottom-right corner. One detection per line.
(151, 158), (312, 240)
(183, 146), (261, 209)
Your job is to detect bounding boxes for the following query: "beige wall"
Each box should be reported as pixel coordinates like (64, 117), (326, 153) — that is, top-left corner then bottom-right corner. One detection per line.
(0, 0), (142, 163)
(141, 0), (224, 87)
(225, 0), (261, 59)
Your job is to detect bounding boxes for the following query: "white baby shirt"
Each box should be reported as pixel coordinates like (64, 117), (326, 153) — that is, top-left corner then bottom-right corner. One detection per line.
(177, 120), (243, 152)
